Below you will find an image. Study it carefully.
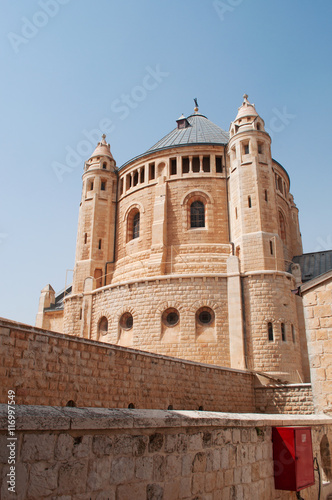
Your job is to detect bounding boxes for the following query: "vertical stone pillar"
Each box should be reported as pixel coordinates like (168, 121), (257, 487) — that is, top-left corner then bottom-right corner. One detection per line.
(80, 277), (93, 339)
(148, 179), (167, 274)
(227, 256), (246, 369)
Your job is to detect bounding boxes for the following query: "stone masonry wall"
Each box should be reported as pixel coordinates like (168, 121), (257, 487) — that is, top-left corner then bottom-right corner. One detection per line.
(0, 318), (253, 412)
(1, 406), (331, 500)
(88, 276), (230, 366)
(302, 273), (332, 414)
(243, 273), (305, 380)
(255, 384), (314, 414)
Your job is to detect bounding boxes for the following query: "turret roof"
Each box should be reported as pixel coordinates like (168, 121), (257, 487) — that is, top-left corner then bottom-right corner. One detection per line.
(90, 134), (114, 159)
(235, 94), (259, 121)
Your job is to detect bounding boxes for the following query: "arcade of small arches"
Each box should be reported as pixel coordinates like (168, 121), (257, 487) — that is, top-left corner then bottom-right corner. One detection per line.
(118, 152), (225, 199)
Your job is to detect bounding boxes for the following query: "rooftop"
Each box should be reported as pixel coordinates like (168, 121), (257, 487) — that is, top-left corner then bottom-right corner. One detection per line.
(293, 250), (332, 283)
(120, 110), (229, 169)
(146, 112), (229, 154)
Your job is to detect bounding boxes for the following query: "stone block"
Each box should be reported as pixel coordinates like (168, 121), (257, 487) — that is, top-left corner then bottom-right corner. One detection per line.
(110, 456), (134, 484)
(148, 433), (164, 453)
(87, 457), (112, 491)
(73, 435), (91, 458)
(58, 460), (88, 495)
(96, 489), (116, 500)
(55, 433), (73, 460)
(192, 472), (204, 495)
(192, 452), (207, 473)
(166, 454), (181, 477)
(205, 471), (216, 492)
(92, 434), (113, 457)
(153, 455), (165, 481)
(164, 479), (180, 499)
(135, 456), (153, 480)
(147, 483), (164, 500)
(21, 433), (55, 462)
(117, 482), (147, 499)
(179, 476), (191, 499)
(28, 462), (58, 498)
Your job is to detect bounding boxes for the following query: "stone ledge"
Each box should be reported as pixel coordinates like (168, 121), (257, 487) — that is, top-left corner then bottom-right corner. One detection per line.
(255, 383), (312, 391)
(0, 405), (331, 432)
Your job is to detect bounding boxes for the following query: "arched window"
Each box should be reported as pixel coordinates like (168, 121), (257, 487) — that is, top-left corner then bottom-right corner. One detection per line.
(133, 212), (140, 239)
(268, 322), (274, 341)
(190, 201), (205, 228)
(279, 211), (286, 243)
(127, 208), (140, 242)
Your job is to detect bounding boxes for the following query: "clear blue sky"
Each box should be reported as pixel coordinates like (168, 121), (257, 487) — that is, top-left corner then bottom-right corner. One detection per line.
(1, 0), (331, 326)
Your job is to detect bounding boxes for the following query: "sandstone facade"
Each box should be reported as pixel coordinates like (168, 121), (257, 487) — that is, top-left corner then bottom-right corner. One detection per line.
(0, 318), (314, 414)
(37, 95), (310, 381)
(302, 271), (332, 414)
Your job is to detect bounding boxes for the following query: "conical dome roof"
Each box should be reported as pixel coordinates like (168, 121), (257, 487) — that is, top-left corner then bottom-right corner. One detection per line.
(145, 112), (229, 154)
(235, 94), (258, 121)
(90, 134), (114, 159)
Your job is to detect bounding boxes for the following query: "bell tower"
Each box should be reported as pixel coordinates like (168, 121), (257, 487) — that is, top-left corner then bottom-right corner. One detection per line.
(72, 135), (117, 294)
(227, 94), (284, 272)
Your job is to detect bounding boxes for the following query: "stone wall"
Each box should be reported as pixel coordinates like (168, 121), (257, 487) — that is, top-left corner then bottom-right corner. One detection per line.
(255, 384), (314, 414)
(0, 405), (331, 500)
(243, 273), (305, 380)
(302, 271), (332, 414)
(0, 318), (254, 412)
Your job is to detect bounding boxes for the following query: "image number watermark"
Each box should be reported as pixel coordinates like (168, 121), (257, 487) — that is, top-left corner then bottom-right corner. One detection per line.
(7, 390), (16, 493)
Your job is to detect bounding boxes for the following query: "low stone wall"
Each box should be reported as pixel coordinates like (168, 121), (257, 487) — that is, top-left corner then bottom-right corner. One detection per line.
(0, 405), (331, 500)
(255, 384), (314, 414)
(0, 318), (254, 412)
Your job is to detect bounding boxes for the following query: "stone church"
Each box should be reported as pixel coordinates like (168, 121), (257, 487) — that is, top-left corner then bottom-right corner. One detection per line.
(36, 94), (328, 384)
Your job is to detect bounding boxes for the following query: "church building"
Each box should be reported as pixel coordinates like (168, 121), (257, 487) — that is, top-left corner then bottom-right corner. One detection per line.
(36, 95), (322, 384)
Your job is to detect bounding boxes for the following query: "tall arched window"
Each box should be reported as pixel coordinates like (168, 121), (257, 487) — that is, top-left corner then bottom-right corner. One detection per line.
(279, 211), (286, 243)
(268, 322), (274, 341)
(133, 212), (140, 239)
(190, 201), (205, 228)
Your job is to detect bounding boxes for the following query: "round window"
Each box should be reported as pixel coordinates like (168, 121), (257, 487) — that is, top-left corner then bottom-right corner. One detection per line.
(98, 316), (108, 335)
(162, 308), (180, 327)
(120, 312), (133, 330)
(197, 307), (214, 326)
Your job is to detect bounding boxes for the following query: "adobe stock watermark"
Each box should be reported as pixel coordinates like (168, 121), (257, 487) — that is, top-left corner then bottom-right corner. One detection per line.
(213, 0), (245, 21)
(52, 65), (170, 182)
(314, 235), (332, 252)
(266, 106), (296, 140)
(8, 0), (72, 54)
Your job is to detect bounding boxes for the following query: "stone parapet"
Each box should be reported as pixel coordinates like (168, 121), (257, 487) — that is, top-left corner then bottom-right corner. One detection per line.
(0, 405), (331, 499)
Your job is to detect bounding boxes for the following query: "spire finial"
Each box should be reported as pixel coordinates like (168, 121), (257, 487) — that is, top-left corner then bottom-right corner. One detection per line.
(194, 97), (199, 112)
(101, 133), (106, 143)
(243, 93), (249, 101)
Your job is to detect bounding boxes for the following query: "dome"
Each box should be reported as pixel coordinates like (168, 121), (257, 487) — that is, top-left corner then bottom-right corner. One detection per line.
(145, 112), (229, 154)
(90, 134), (114, 159)
(235, 94), (259, 121)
